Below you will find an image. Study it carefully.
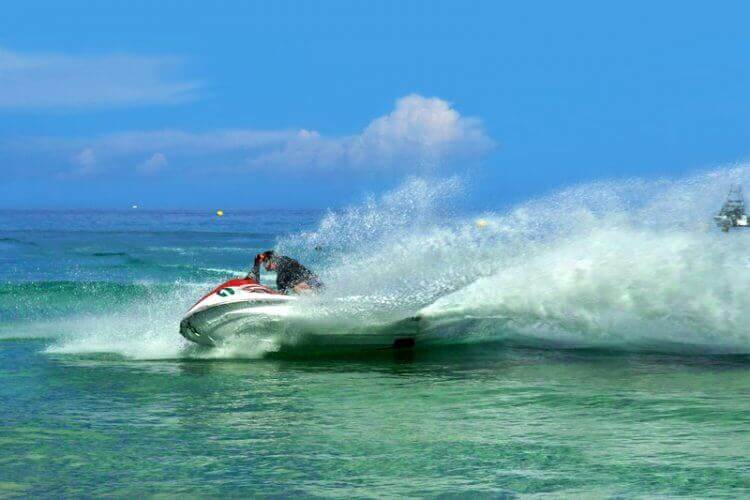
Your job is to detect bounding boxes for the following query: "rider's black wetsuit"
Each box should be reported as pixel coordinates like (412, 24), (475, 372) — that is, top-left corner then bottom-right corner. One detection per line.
(250, 255), (323, 294)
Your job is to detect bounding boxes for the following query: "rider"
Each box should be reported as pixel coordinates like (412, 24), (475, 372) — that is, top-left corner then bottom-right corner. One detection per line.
(249, 250), (323, 294)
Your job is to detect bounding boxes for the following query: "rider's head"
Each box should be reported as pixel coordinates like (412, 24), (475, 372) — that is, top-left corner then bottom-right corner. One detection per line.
(258, 250), (277, 271)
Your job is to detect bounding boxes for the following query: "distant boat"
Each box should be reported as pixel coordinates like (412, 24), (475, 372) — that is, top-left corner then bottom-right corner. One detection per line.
(714, 185), (749, 232)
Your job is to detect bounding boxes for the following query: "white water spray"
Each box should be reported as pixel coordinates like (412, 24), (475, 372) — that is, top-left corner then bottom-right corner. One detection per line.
(281, 168), (750, 353)
(40, 165), (750, 358)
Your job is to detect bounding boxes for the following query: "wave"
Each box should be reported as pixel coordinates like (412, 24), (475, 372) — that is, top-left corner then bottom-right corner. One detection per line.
(90, 251), (131, 258)
(0, 237), (38, 247)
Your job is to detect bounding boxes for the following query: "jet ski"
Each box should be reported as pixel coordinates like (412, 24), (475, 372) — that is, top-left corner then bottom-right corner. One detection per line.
(179, 277), (422, 350)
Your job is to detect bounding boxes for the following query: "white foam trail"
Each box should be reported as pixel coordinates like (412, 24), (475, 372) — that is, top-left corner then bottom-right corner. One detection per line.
(421, 227), (750, 353)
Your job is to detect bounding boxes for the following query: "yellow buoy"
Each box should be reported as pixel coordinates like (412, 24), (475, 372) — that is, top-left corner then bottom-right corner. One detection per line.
(475, 218), (488, 229)
(216, 209), (224, 217)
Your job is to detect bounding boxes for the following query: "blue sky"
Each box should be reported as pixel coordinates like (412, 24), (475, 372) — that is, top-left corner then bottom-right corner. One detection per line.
(1, 1), (749, 209)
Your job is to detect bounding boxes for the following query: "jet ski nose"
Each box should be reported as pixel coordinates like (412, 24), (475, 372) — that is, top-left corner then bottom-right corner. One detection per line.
(179, 318), (216, 347)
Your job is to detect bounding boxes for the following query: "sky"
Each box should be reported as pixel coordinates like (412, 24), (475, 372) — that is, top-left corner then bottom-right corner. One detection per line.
(1, 0), (749, 209)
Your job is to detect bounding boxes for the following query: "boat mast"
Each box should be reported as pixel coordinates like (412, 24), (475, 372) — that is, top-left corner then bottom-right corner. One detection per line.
(719, 185), (745, 218)
(715, 184), (748, 231)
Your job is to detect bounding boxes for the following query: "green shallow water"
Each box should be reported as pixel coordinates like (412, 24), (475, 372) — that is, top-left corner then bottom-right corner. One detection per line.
(2, 339), (748, 497)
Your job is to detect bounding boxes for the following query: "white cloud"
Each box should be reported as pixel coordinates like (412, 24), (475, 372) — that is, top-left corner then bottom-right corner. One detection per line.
(0, 47), (200, 109)
(84, 129), (294, 155)
(71, 148), (97, 175)
(250, 94), (494, 169)
(137, 152), (168, 175)
(353, 94), (492, 163)
(2, 94), (494, 177)
(249, 95), (494, 169)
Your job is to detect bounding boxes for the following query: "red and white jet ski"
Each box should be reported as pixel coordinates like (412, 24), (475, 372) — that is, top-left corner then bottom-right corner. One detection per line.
(179, 278), (422, 350)
(179, 278), (293, 346)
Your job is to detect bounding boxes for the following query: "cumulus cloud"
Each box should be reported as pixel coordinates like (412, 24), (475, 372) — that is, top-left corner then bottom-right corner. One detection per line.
(249, 95), (494, 169)
(0, 47), (200, 109)
(137, 153), (168, 175)
(2, 95), (494, 177)
(352, 94), (492, 163)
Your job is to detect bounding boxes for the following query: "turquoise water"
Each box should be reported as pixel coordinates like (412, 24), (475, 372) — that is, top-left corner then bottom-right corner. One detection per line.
(2, 174), (750, 497)
(3, 340), (748, 497)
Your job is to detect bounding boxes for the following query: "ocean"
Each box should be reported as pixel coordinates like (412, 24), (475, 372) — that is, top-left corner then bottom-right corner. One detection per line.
(1, 175), (749, 497)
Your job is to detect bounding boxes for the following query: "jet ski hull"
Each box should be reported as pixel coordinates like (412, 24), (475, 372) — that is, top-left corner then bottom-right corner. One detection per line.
(180, 279), (422, 350)
(180, 300), (292, 346)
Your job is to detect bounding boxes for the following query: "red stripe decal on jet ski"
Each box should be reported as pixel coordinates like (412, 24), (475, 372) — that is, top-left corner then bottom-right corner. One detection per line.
(190, 278), (280, 308)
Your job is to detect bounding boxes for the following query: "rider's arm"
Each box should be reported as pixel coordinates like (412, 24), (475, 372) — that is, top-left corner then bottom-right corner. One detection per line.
(247, 254), (262, 281)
